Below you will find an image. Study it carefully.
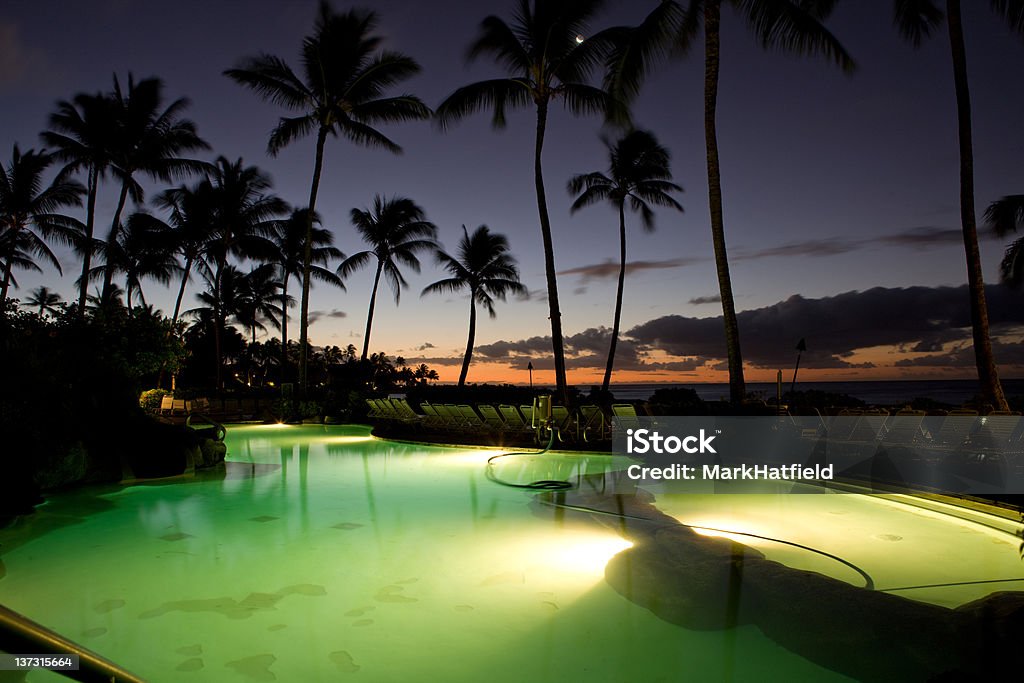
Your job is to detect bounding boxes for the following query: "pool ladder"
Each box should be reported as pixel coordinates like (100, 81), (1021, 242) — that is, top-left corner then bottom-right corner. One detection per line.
(0, 602), (146, 682)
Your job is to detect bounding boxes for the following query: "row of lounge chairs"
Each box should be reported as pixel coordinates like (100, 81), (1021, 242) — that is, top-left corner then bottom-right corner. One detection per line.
(365, 398), (627, 443)
(158, 396), (263, 421)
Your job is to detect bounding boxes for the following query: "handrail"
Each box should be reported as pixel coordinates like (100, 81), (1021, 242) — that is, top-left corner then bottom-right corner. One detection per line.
(185, 412), (226, 442)
(0, 603), (147, 682)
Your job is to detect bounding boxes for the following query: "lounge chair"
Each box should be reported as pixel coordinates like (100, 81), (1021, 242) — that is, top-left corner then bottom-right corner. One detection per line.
(477, 404), (505, 432)
(610, 404), (643, 431)
(159, 395), (174, 415)
(880, 409), (926, 446)
(499, 405), (532, 434)
(391, 398), (423, 425)
(419, 402), (444, 429)
(171, 399), (187, 416)
(930, 409), (979, 448)
(365, 398), (382, 419)
(578, 405), (608, 442)
(550, 405), (575, 442)
(457, 404), (486, 432)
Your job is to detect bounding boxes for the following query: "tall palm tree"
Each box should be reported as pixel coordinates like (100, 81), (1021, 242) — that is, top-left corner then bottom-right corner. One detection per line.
(568, 129), (683, 392)
(339, 196), (438, 361)
(25, 286), (63, 316)
(100, 74), (209, 300)
(984, 194), (1024, 287)
(436, 0), (622, 402)
(422, 225), (526, 386)
(87, 211), (179, 311)
(226, 2), (431, 394)
(610, 1), (853, 403)
(894, 0), (1022, 411)
(199, 157), (285, 389)
(154, 180), (218, 325)
(269, 208), (344, 378)
(41, 92), (119, 313)
(0, 146), (84, 304)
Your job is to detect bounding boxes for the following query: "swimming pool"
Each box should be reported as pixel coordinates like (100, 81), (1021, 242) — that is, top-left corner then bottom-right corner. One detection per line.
(1, 424), (1022, 681)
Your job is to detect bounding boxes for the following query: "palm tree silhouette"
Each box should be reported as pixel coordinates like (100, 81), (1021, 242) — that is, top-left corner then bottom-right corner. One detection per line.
(269, 208), (344, 378)
(0, 146), (84, 304)
(235, 264), (287, 344)
(200, 157), (284, 389)
(226, 2), (431, 393)
(984, 194), (1024, 287)
(154, 181), (218, 325)
(100, 74), (209, 300)
(568, 129), (682, 392)
(610, 1), (852, 403)
(87, 210), (178, 310)
(25, 286), (63, 316)
(423, 225), (526, 387)
(339, 196), (438, 361)
(893, 0), (1021, 410)
(42, 92), (119, 313)
(436, 0), (623, 402)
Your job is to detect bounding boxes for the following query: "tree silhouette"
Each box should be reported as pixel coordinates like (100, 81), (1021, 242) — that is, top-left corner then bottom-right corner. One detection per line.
(339, 196), (438, 361)
(436, 0), (623, 402)
(569, 129), (682, 392)
(226, 2), (431, 393)
(423, 225), (526, 386)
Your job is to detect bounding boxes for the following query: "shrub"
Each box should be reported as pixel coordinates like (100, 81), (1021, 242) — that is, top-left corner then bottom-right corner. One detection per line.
(139, 388), (171, 413)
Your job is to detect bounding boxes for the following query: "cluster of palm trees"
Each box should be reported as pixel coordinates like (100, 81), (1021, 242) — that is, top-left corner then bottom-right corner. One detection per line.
(3, 0), (1022, 406)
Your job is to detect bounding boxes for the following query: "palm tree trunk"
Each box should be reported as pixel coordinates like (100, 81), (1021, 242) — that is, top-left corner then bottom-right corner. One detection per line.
(534, 100), (569, 404)
(0, 260), (12, 304)
(171, 255), (193, 324)
(704, 0), (745, 405)
(946, 0), (1007, 411)
(77, 165), (98, 314)
(459, 296), (477, 387)
(214, 261), (224, 391)
(298, 127), (329, 396)
(101, 179), (130, 301)
(280, 272), (290, 382)
(603, 204), (628, 393)
(361, 261), (383, 361)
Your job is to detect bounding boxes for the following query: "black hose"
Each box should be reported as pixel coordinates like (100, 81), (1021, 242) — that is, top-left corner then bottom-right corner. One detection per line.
(485, 428), (574, 490)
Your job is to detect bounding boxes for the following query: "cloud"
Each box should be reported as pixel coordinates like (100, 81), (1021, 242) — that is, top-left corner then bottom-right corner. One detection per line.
(307, 309), (345, 325)
(558, 257), (705, 283)
(628, 284), (1024, 370)
(418, 342), (435, 350)
(731, 226), (999, 263)
(688, 295), (722, 305)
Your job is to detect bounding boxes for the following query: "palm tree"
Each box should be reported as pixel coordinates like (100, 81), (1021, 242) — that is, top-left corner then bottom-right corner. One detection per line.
(339, 196), (438, 361)
(226, 2), (431, 394)
(87, 211), (179, 310)
(436, 0), (622, 402)
(568, 129), (683, 392)
(893, 0), (1022, 411)
(234, 264), (288, 344)
(0, 146), (84, 304)
(422, 225), (526, 386)
(609, 1), (853, 403)
(268, 208), (344, 378)
(199, 157), (285, 389)
(984, 195), (1024, 287)
(41, 92), (119, 313)
(100, 74), (209, 299)
(154, 180), (218, 325)
(25, 286), (63, 316)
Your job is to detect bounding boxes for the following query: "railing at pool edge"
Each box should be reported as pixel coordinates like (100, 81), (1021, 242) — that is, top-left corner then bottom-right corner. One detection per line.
(0, 603), (147, 682)
(185, 412), (226, 442)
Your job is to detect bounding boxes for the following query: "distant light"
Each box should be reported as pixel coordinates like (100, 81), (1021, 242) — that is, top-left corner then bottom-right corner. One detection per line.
(575, 34), (585, 44)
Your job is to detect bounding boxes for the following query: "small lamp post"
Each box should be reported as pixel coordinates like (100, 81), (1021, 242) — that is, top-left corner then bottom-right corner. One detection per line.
(527, 361), (534, 390)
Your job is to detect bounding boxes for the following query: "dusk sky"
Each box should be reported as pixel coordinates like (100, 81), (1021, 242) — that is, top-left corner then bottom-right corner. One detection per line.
(2, 0), (1023, 386)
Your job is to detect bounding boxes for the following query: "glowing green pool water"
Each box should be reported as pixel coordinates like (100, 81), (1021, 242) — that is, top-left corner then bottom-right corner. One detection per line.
(1, 424), (1022, 681)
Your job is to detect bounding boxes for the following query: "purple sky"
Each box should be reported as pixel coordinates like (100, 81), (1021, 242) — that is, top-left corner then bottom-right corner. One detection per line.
(2, 0), (1023, 384)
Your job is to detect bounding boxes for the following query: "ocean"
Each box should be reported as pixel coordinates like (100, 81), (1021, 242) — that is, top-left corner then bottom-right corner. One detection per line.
(604, 379), (1024, 406)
